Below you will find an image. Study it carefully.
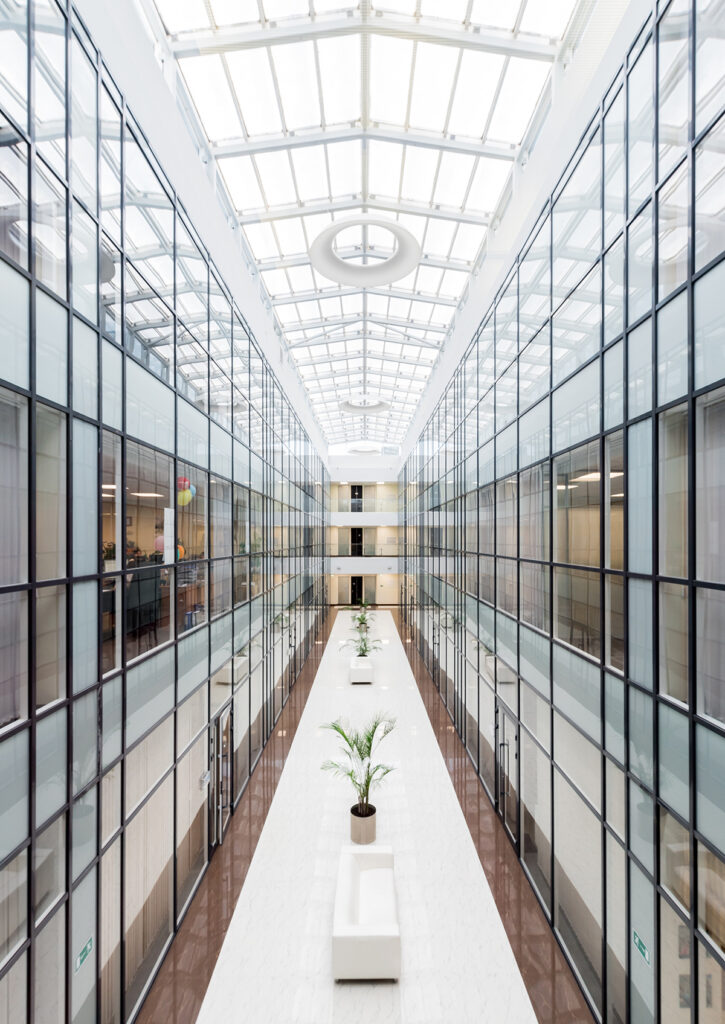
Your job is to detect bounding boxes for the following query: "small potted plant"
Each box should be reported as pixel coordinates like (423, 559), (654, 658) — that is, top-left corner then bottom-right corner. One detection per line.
(321, 713), (396, 844)
(345, 631), (381, 684)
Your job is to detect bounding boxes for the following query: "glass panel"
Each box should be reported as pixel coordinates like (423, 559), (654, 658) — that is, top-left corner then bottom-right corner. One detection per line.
(554, 711), (601, 810)
(36, 288), (67, 406)
(657, 291), (688, 405)
(35, 709), (65, 827)
(696, 385), (725, 584)
(628, 317), (652, 417)
(71, 865), (96, 1024)
(628, 419), (653, 574)
(696, 0), (725, 131)
(554, 771), (602, 1013)
(604, 87), (625, 246)
(659, 703), (690, 819)
(177, 462), (207, 560)
(658, 0), (689, 180)
(696, 723), (725, 853)
(628, 39), (654, 213)
(553, 440), (600, 567)
(0, 260), (29, 389)
(33, 163), (67, 299)
(0, 120), (29, 271)
(73, 318), (98, 418)
(698, 843), (725, 957)
(660, 808), (690, 910)
(71, 35), (97, 209)
(694, 259), (725, 389)
(629, 578), (654, 689)
(36, 585), (66, 707)
(73, 419), (98, 576)
(695, 108), (725, 274)
(72, 692), (97, 795)
(660, 582), (689, 703)
(659, 897), (690, 1023)
(36, 404), (67, 580)
(552, 359), (600, 452)
(100, 838), (121, 1024)
(0, 849), (26, 968)
(658, 163), (689, 301)
(176, 732), (208, 912)
(124, 777), (173, 1019)
(35, 904), (65, 1024)
(125, 716), (173, 816)
(521, 730), (551, 908)
(0, 387), (28, 585)
(698, 587), (725, 726)
(34, 814), (65, 922)
(33, 0), (66, 176)
(125, 440), (174, 565)
(72, 786), (97, 880)
(628, 205), (653, 325)
(0, 1), (28, 129)
(630, 686), (654, 788)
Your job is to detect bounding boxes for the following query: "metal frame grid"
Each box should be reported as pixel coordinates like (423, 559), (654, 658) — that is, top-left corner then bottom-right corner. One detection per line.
(401, 0), (725, 1020)
(0, 2), (328, 1021)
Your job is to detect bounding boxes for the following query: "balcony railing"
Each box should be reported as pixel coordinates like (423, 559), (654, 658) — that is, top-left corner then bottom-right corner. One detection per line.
(327, 542), (400, 557)
(335, 497), (398, 514)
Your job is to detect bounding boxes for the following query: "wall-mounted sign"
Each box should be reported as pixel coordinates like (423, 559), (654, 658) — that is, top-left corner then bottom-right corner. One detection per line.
(74, 936), (93, 974)
(633, 930), (650, 965)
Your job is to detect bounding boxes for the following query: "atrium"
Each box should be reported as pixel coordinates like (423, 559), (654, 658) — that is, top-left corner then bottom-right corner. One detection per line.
(0, 0), (723, 1021)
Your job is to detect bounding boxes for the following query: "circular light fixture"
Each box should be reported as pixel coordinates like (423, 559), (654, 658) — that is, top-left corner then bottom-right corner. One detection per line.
(309, 217), (420, 287)
(347, 442), (383, 454)
(339, 394), (391, 416)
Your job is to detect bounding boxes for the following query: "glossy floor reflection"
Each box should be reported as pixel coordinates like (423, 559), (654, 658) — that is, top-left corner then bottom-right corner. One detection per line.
(138, 607), (593, 1024)
(395, 608), (595, 1024)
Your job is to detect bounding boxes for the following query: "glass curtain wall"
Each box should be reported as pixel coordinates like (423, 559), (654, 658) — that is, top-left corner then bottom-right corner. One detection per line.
(0, 3), (327, 1023)
(401, 2), (725, 1022)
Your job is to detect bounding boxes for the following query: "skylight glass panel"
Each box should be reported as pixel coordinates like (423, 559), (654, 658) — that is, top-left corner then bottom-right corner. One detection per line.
(243, 221), (279, 259)
(415, 264), (443, 293)
(487, 58), (551, 143)
(209, 0), (260, 26)
(262, 268), (290, 295)
(422, 217), (456, 256)
(401, 146), (438, 203)
(433, 152), (475, 207)
(219, 156), (265, 210)
(154, 0), (210, 33)
(466, 156), (512, 212)
(439, 268), (468, 297)
(420, 0), (470, 22)
(317, 36), (361, 125)
(225, 49), (283, 137)
(327, 140), (362, 197)
(255, 150), (297, 206)
(272, 42), (321, 131)
(272, 216), (308, 255)
(469, 0), (521, 30)
(286, 264), (316, 291)
(449, 222), (485, 261)
(368, 141), (403, 198)
(263, 0), (311, 19)
(519, 0), (577, 38)
(291, 146), (329, 202)
(368, 223), (397, 249)
(409, 44), (459, 133)
(447, 51), (505, 138)
(369, 36), (413, 126)
(179, 56), (242, 142)
(372, 0), (415, 14)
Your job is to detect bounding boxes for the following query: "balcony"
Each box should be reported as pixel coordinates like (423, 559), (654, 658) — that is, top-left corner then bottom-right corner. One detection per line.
(327, 542), (400, 557)
(335, 496), (398, 515)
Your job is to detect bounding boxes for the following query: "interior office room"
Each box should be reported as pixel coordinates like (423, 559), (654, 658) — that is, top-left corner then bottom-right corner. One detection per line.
(0, 0), (723, 1022)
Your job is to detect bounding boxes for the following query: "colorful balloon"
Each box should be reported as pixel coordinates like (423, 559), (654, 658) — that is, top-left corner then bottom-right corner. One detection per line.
(176, 543), (185, 560)
(177, 488), (192, 507)
(177, 476), (190, 491)
(154, 535), (165, 552)
(188, 484), (196, 498)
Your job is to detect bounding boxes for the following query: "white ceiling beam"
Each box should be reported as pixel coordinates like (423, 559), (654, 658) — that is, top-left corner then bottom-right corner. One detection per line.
(213, 125), (516, 161)
(238, 196), (490, 226)
(271, 286), (458, 307)
(170, 17), (558, 61)
(276, 312), (448, 333)
(257, 249), (474, 274)
(287, 330), (441, 351)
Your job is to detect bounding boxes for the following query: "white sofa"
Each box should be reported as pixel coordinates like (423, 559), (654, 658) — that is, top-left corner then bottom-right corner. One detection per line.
(332, 845), (401, 980)
(349, 656), (375, 684)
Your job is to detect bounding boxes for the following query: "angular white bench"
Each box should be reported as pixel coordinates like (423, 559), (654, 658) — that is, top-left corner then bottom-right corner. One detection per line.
(332, 845), (401, 980)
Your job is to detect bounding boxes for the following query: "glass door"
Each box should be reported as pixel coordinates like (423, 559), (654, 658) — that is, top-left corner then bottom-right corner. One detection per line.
(210, 705), (232, 848)
(497, 702), (519, 843)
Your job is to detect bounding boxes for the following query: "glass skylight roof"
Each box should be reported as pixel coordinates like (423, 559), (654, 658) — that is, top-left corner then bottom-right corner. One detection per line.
(145, 0), (591, 446)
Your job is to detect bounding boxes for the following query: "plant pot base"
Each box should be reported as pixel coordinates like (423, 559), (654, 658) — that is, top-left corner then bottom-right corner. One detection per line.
(350, 804), (376, 844)
(349, 657), (375, 684)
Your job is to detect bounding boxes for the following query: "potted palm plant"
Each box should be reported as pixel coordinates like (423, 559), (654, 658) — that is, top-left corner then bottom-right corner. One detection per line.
(321, 713), (396, 844)
(345, 631), (381, 684)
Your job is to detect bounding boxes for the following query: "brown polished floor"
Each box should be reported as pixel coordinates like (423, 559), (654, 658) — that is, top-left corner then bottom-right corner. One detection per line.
(137, 607), (594, 1024)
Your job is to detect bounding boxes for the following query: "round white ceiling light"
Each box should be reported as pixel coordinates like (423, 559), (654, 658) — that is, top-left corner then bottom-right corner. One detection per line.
(346, 442), (383, 454)
(309, 217), (421, 287)
(339, 395), (391, 416)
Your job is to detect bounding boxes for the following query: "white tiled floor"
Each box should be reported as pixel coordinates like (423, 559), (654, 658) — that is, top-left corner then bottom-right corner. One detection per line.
(196, 611), (536, 1024)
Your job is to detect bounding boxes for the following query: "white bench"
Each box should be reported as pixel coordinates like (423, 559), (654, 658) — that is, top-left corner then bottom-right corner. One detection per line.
(332, 845), (401, 980)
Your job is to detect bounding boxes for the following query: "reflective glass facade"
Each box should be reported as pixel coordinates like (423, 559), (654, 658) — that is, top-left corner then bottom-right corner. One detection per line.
(0, 3), (327, 1022)
(401, 3), (725, 1021)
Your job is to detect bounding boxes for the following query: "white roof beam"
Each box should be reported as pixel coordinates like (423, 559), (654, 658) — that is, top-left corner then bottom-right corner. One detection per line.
(287, 330), (441, 351)
(258, 249), (474, 274)
(271, 286), (458, 307)
(170, 18), (558, 61)
(239, 197), (490, 226)
(213, 126), (516, 161)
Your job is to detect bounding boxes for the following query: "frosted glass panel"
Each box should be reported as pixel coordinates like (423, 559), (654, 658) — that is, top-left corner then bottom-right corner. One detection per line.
(73, 420), (98, 576)
(125, 359), (174, 452)
(552, 359), (599, 452)
(627, 419), (652, 573)
(694, 259), (725, 389)
(73, 582), (98, 694)
(72, 318), (98, 418)
(36, 289), (67, 406)
(657, 291), (687, 405)
(0, 259), (29, 389)
(102, 340), (122, 429)
(0, 732), (28, 859)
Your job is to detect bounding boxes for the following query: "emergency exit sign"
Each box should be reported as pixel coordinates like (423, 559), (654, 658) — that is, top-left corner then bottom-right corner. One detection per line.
(633, 930), (650, 965)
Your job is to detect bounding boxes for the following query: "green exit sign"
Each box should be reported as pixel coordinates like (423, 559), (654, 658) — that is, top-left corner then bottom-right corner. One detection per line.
(74, 937), (93, 974)
(633, 930), (650, 965)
